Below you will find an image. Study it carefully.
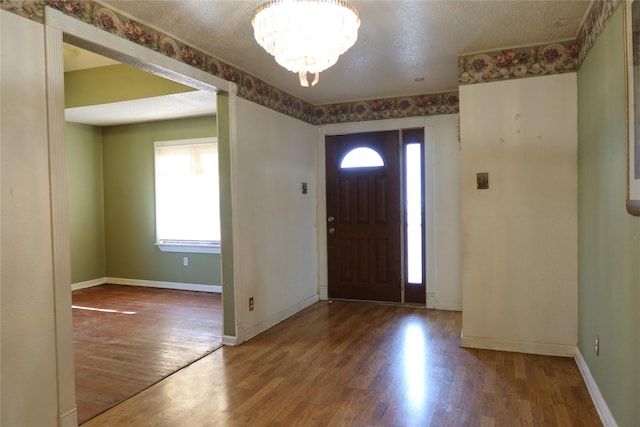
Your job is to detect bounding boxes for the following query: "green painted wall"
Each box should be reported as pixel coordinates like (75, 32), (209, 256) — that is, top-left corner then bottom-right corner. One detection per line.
(66, 122), (106, 283)
(102, 115), (221, 286)
(577, 6), (640, 426)
(65, 64), (195, 108)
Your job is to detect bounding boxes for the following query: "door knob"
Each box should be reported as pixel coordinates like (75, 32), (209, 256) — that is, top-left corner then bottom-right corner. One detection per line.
(328, 227), (335, 234)
(327, 216), (335, 223)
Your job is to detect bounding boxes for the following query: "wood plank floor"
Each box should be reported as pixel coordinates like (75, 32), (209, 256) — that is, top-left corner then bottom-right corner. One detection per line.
(73, 284), (222, 424)
(82, 301), (601, 426)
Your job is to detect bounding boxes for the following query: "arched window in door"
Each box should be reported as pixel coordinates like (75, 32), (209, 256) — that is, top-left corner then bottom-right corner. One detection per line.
(340, 146), (384, 168)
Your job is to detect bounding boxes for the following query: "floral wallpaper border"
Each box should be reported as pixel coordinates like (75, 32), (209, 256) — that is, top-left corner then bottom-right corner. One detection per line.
(0, 0), (621, 124)
(458, 40), (579, 84)
(314, 92), (459, 124)
(576, 0), (622, 65)
(458, 0), (621, 85)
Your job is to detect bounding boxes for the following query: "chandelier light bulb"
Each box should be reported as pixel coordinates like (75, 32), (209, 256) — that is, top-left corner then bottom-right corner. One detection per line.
(252, 0), (360, 87)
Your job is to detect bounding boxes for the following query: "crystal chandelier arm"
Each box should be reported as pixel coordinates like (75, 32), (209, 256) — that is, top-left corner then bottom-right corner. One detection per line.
(299, 71), (309, 87)
(299, 71), (320, 87)
(310, 72), (320, 87)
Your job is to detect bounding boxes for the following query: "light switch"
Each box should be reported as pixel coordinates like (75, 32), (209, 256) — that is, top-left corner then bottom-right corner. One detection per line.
(301, 182), (308, 194)
(477, 172), (489, 190)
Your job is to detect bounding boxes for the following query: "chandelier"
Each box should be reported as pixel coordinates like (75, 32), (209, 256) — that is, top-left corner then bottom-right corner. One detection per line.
(251, 0), (361, 87)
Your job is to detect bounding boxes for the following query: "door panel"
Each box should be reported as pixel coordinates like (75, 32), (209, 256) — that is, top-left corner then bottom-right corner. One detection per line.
(326, 131), (401, 302)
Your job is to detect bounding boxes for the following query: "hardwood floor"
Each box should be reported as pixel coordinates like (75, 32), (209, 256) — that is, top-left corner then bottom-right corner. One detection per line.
(73, 284), (222, 424)
(81, 301), (601, 426)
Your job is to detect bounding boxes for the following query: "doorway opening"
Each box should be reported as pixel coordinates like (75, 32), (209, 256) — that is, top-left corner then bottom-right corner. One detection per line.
(63, 43), (224, 423)
(45, 8), (237, 425)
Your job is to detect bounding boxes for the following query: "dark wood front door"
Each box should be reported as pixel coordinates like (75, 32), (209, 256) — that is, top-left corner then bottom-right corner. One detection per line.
(325, 131), (401, 302)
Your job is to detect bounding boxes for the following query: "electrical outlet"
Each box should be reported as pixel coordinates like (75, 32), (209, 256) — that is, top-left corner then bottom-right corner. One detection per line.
(249, 297), (254, 311)
(183, 257), (189, 267)
(594, 335), (600, 356)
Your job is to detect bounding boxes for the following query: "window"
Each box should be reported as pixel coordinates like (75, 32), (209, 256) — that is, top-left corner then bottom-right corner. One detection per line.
(404, 142), (423, 284)
(154, 137), (220, 254)
(340, 146), (385, 168)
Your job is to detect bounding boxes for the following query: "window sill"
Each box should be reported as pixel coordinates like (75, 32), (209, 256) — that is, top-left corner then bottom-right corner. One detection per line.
(156, 241), (221, 254)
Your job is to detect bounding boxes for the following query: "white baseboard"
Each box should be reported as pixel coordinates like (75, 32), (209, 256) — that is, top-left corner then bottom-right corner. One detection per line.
(426, 292), (436, 309)
(58, 407), (78, 427)
(434, 301), (462, 311)
(460, 335), (577, 357)
(322, 289), (458, 310)
(574, 348), (618, 427)
(222, 335), (239, 346)
(72, 277), (222, 293)
(106, 277), (221, 293)
(71, 277), (106, 291)
(422, 293), (462, 311)
(238, 294), (319, 343)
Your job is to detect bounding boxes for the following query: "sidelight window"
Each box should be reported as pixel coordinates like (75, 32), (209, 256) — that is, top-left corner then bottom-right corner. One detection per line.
(405, 142), (423, 284)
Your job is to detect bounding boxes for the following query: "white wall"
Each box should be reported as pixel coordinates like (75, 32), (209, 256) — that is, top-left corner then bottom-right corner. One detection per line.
(0, 10), (59, 426)
(427, 114), (461, 310)
(317, 116), (461, 310)
(233, 98), (319, 341)
(460, 74), (578, 356)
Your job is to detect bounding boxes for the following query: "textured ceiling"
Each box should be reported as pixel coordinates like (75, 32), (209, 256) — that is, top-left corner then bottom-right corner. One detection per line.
(100, 0), (591, 105)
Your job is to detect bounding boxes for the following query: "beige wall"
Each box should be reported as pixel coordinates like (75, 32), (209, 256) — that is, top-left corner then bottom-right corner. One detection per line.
(0, 10), (60, 426)
(233, 98), (319, 342)
(460, 73), (578, 355)
(427, 114), (461, 310)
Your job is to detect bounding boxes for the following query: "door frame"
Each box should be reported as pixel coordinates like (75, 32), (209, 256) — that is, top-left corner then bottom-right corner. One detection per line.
(317, 118), (435, 304)
(44, 8), (236, 426)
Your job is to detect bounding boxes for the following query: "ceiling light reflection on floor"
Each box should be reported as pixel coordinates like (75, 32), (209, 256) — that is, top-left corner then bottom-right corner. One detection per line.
(403, 322), (427, 410)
